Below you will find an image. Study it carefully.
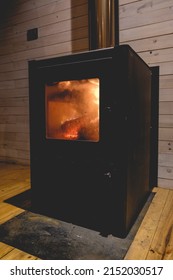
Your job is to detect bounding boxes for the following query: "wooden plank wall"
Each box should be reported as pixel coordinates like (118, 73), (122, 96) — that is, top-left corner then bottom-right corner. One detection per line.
(119, 0), (173, 189)
(0, 0), (88, 165)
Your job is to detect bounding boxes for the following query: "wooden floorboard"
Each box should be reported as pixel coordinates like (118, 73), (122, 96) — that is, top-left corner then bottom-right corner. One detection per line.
(125, 187), (173, 260)
(125, 187), (171, 259)
(146, 189), (173, 260)
(0, 242), (39, 260)
(0, 163), (173, 260)
(0, 202), (24, 224)
(0, 163), (37, 260)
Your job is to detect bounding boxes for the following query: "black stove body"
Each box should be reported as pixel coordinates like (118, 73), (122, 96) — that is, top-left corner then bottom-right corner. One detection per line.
(29, 45), (152, 237)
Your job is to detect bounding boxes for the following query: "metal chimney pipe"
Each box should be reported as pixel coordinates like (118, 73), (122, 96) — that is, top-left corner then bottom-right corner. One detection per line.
(88, 0), (119, 50)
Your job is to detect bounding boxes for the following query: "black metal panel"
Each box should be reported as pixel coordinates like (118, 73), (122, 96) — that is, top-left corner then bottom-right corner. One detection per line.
(29, 45), (152, 237)
(150, 66), (159, 188)
(125, 51), (152, 230)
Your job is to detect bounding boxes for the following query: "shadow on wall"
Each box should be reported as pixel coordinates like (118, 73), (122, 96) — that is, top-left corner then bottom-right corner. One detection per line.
(0, 0), (23, 47)
(71, 0), (89, 53)
(0, 0), (17, 24)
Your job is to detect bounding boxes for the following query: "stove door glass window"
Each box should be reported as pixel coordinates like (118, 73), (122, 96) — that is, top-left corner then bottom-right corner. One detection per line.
(45, 78), (99, 142)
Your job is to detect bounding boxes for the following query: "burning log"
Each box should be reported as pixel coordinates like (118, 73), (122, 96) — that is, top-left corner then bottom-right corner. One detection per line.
(53, 115), (99, 141)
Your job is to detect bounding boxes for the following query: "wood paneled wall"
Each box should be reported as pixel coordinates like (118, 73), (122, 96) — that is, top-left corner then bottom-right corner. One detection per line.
(0, 0), (173, 189)
(119, 0), (173, 189)
(0, 0), (88, 165)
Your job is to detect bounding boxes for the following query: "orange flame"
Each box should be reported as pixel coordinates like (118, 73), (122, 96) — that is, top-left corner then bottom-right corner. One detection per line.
(45, 78), (99, 142)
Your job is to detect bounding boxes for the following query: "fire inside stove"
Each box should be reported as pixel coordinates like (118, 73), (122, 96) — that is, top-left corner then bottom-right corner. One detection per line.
(45, 78), (100, 142)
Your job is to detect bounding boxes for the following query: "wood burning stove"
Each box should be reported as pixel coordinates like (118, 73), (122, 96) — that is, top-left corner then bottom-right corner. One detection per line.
(29, 45), (152, 237)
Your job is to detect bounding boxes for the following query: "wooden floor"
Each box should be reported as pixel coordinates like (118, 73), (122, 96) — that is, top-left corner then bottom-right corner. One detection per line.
(0, 163), (173, 260)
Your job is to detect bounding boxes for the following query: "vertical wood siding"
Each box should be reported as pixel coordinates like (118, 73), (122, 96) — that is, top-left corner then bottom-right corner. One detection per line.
(0, 0), (88, 165)
(119, 0), (173, 189)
